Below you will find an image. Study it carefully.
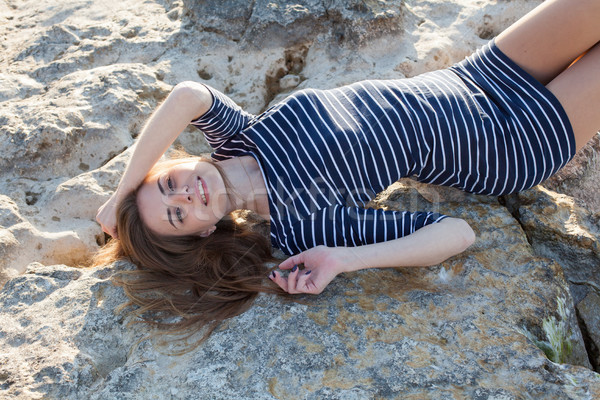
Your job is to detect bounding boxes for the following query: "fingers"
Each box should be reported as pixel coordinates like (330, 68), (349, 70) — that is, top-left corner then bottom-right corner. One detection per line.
(100, 225), (118, 240)
(286, 265), (301, 293)
(96, 205), (119, 240)
(295, 270), (318, 294)
(269, 266), (315, 294)
(278, 255), (301, 270)
(269, 270), (288, 292)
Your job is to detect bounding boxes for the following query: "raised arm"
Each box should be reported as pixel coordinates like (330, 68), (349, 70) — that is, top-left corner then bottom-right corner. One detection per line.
(270, 217), (476, 294)
(96, 81), (212, 237)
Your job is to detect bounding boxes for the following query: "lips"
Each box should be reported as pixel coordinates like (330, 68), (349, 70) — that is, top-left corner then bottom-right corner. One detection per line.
(195, 176), (208, 206)
(202, 177), (209, 205)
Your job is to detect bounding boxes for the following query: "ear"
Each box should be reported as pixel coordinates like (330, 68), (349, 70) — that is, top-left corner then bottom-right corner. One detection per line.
(198, 225), (217, 237)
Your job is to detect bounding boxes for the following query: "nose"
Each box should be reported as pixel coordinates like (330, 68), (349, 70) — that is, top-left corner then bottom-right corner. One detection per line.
(165, 185), (192, 205)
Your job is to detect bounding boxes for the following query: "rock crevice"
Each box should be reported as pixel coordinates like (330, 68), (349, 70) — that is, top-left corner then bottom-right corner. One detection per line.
(501, 185), (600, 372)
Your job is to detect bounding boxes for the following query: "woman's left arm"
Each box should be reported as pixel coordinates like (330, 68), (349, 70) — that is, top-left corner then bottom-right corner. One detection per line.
(270, 217), (476, 294)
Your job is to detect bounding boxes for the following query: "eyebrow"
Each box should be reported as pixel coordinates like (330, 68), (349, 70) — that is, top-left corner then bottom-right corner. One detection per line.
(157, 177), (177, 229)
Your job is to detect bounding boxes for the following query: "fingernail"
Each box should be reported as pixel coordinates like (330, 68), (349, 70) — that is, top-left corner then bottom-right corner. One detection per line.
(305, 270), (312, 275)
(271, 271), (276, 278)
(292, 265), (298, 272)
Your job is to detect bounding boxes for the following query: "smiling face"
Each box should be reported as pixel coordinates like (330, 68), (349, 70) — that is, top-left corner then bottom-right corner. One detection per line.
(137, 160), (230, 237)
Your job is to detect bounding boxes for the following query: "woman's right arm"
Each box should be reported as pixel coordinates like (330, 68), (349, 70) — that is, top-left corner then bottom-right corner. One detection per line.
(96, 81), (213, 238)
(272, 217), (475, 294)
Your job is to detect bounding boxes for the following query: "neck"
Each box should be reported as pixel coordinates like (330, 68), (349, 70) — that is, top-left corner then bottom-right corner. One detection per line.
(219, 156), (269, 219)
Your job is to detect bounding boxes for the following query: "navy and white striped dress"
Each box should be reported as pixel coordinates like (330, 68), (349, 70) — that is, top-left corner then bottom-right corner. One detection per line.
(192, 40), (575, 255)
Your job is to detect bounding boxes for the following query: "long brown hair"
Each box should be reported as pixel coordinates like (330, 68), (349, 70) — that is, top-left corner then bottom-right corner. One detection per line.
(92, 155), (283, 346)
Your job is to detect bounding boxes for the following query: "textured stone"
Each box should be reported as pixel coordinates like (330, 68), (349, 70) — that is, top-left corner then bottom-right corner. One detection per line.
(183, 0), (405, 47)
(0, 64), (167, 181)
(0, 149), (134, 287)
(543, 133), (600, 214)
(516, 187), (600, 287)
(516, 186), (600, 372)
(578, 290), (600, 370)
(2, 182), (600, 399)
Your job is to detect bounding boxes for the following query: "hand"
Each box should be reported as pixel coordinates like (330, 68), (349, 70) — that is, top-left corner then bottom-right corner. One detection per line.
(96, 194), (119, 239)
(269, 245), (349, 295)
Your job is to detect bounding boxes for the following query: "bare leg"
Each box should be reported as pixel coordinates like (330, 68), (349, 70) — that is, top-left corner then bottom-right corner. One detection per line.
(547, 41), (600, 152)
(495, 0), (600, 85)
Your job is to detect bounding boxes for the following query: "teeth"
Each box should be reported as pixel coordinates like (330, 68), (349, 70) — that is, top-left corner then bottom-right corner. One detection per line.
(197, 178), (207, 205)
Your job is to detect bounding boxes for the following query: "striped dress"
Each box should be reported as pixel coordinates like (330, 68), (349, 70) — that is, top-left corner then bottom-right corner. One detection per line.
(192, 40), (575, 256)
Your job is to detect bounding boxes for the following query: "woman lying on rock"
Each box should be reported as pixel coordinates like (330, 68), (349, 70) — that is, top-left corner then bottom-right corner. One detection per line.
(96, 0), (599, 337)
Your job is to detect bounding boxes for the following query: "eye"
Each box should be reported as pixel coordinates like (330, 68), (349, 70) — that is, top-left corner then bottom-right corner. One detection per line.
(167, 176), (174, 191)
(175, 207), (183, 223)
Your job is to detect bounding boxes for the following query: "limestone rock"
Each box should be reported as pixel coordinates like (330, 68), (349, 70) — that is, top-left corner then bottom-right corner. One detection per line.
(0, 64), (168, 181)
(0, 149), (133, 287)
(0, 73), (43, 102)
(516, 187), (600, 286)
(183, 0), (405, 47)
(2, 182), (600, 398)
(515, 186), (600, 372)
(543, 133), (600, 214)
(578, 291), (600, 370)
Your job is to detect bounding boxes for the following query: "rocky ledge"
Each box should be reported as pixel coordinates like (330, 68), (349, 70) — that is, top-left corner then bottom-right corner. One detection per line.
(1, 0), (599, 398)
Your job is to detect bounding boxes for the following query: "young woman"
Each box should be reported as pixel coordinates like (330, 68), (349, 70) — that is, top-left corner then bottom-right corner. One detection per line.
(96, 0), (600, 335)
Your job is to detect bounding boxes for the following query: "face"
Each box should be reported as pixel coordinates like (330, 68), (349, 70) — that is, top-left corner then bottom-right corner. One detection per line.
(137, 161), (229, 237)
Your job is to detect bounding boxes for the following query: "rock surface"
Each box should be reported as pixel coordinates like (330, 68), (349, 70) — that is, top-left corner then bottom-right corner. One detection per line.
(543, 134), (600, 214)
(2, 182), (600, 399)
(515, 186), (600, 372)
(1, 0), (600, 398)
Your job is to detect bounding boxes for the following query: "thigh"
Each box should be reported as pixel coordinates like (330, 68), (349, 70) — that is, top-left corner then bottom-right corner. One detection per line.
(547, 41), (600, 152)
(495, 0), (600, 85)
